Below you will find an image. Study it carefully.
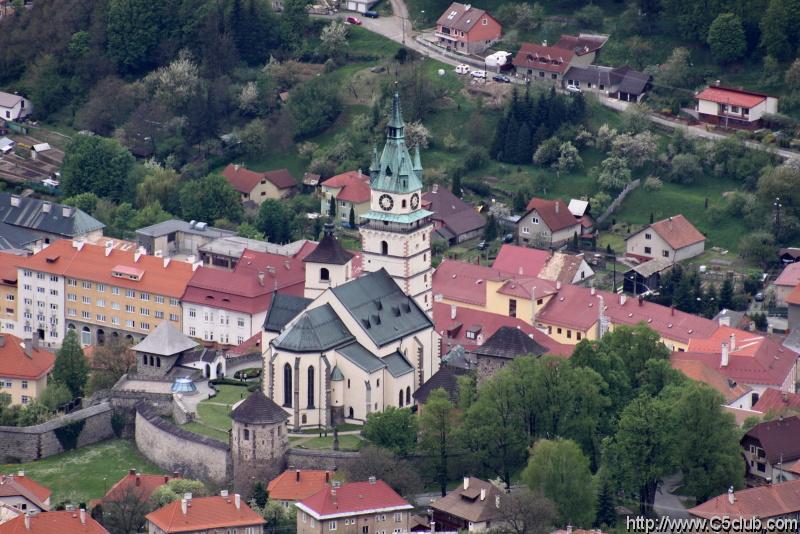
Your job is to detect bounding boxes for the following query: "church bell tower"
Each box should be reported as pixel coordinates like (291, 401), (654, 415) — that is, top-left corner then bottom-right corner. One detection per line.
(359, 92), (433, 312)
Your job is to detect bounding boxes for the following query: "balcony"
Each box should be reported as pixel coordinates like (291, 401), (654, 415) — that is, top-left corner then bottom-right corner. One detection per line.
(435, 31), (458, 41)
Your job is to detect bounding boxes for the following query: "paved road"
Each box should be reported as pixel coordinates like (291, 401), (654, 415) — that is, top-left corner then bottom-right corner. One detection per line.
(653, 474), (690, 520)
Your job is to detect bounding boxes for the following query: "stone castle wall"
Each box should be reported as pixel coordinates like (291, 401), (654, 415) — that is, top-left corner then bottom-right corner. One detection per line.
(286, 448), (361, 471)
(0, 403), (114, 463)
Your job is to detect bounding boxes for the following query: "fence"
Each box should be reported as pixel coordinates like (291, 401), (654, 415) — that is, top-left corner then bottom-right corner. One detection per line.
(597, 179), (641, 225)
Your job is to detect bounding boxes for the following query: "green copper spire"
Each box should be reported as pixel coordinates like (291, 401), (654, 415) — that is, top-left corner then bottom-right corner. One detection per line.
(370, 92), (423, 194)
(412, 145), (422, 179)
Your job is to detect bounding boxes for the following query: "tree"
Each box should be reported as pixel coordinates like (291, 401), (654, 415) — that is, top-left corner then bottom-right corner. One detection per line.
(786, 59), (800, 90)
(150, 479), (207, 508)
(417, 388), (460, 497)
(240, 119), (270, 159)
(483, 214), (498, 242)
(719, 277), (734, 310)
(739, 232), (777, 266)
(499, 489), (558, 534)
(320, 21), (349, 60)
(344, 445), (423, 498)
(62, 135), (134, 202)
(239, 82), (260, 116)
(363, 407), (417, 456)
(522, 439), (596, 527)
(533, 137), (560, 167)
(656, 47), (694, 89)
(252, 482), (268, 508)
(707, 14), (747, 64)
(143, 52), (200, 110)
(404, 121), (431, 149)
(257, 199), (295, 243)
(669, 153), (702, 184)
(611, 132), (657, 169)
(451, 173), (462, 196)
(760, 0), (793, 60)
(289, 76), (342, 137)
(38, 384), (72, 412)
(17, 401), (51, 426)
(556, 141), (582, 174)
(513, 190), (528, 213)
(595, 475), (617, 528)
(52, 330), (88, 399)
(107, 0), (161, 73)
(63, 192), (100, 215)
(135, 165), (181, 214)
(179, 174), (243, 224)
(348, 205), (356, 228)
(103, 483), (152, 534)
(597, 156), (632, 192)
(87, 337), (136, 394)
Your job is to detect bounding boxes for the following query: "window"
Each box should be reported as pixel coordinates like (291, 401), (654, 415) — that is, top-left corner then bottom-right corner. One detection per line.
(112, 287), (120, 295)
(141, 322), (150, 331)
(125, 305), (135, 313)
(66, 277), (75, 285)
(521, 227), (530, 234)
(125, 320), (135, 328)
(320, 268), (330, 282)
(394, 513), (403, 522)
(243, 428), (250, 440)
(189, 327), (196, 336)
(532, 216), (540, 224)
(49, 289), (58, 296)
(482, 17), (487, 24)
(645, 233), (651, 240)
(112, 302), (120, 310)
(155, 295), (165, 304)
(36, 287), (44, 294)
(577, 332), (582, 340)
(170, 298), (179, 306)
(21, 380), (28, 389)
(551, 73), (557, 79)
(310, 519), (315, 528)
(67, 293), (77, 302)
(169, 313), (179, 321)
(662, 250), (670, 258)
(237, 336), (244, 344)
(21, 396), (29, 405)
(381, 241), (389, 255)
(80, 296), (90, 305)
(307, 366), (315, 408)
(125, 289), (135, 298)
(67, 308), (77, 317)
(237, 318), (245, 328)
(567, 330), (572, 339)
(283, 363), (293, 407)
(557, 328), (562, 334)
(155, 311), (164, 319)
(509, 298), (517, 318)
(82, 281), (91, 289)
(36, 273), (44, 280)
(599, 84), (605, 90)
(189, 308), (197, 318)
(97, 299), (105, 308)
(96, 314), (106, 322)
(329, 521), (338, 531)
(140, 308), (150, 316)
(5, 295), (12, 301)
(644, 247), (652, 254)
(96, 284), (105, 292)
(302, 513), (307, 523)
(81, 311), (90, 319)
(377, 515), (386, 522)
(111, 317), (120, 325)
(140, 292), (150, 301)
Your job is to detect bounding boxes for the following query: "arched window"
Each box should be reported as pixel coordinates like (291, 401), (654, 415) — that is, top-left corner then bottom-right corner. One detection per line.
(381, 241), (388, 255)
(399, 391), (404, 407)
(156, 357), (161, 368)
(283, 363), (292, 407)
(320, 268), (330, 282)
(81, 326), (91, 346)
(348, 407), (354, 419)
(301, 414), (307, 424)
(307, 366), (315, 408)
(406, 387), (411, 405)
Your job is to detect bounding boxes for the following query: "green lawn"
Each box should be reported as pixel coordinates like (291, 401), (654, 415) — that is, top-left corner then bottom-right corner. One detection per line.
(0, 440), (164, 506)
(297, 434), (364, 451)
(180, 385), (251, 442)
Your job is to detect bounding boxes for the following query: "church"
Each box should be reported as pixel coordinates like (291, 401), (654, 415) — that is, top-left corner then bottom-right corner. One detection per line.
(261, 93), (440, 430)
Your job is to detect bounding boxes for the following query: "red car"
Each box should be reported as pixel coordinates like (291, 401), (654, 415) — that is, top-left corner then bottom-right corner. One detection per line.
(346, 15), (362, 25)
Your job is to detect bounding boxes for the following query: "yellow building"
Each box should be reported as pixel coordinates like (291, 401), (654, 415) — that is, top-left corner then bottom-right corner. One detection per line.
(222, 164), (296, 205)
(319, 171), (371, 227)
(0, 334), (54, 406)
(0, 254), (17, 335)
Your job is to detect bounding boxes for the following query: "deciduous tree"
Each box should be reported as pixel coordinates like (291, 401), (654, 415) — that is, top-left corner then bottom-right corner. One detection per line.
(363, 407), (417, 456)
(53, 330), (89, 399)
(707, 14), (747, 64)
(62, 135), (134, 202)
(417, 388), (460, 497)
(179, 173), (243, 224)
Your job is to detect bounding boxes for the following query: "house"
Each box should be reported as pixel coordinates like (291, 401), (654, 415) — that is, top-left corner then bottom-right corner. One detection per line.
(517, 198), (582, 248)
(772, 263), (800, 307)
(17, 240), (195, 346)
(512, 34), (606, 84)
(302, 172), (322, 194)
(295, 479), (413, 534)
(741, 416), (800, 482)
(145, 493), (265, 534)
(132, 321), (201, 378)
(689, 481), (800, 520)
(344, 0), (377, 14)
(198, 236), (314, 271)
(0, 138), (13, 155)
(135, 219), (236, 259)
(553, 33), (608, 63)
(267, 470), (331, 507)
(672, 326), (798, 401)
(751, 388), (800, 416)
(789, 285), (800, 332)
(0, 510), (108, 534)
(471, 325), (548, 383)
(567, 198), (595, 235)
(696, 85), (778, 130)
(430, 477), (503, 532)
(0, 335), (55, 406)
(0, 256), (17, 335)
(622, 258), (672, 295)
(319, 171), (371, 227)
(434, 3), (502, 55)
(0, 92), (32, 122)
(713, 308), (749, 329)
(0, 471), (51, 513)
(625, 214), (705, 262)
(779, 247), (800, 264)
(670, 359), (751, 408)
(222, 164), (296, 204)
(422, 185), (486, 244)
(100, 469), (176, 505)
(0, 193), (105, 253)
(564, 65), (650, 102)
(492, 244), (595, 285)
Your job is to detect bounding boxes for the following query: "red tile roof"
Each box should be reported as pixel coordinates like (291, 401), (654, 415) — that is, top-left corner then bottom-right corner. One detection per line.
(436, 2), (494, 33)
(0, 253), (17, 285)
(788, 284), (800, 305)
(554, 34), (607, 55)
(432, 302), (572, 357)
(103, 470), (175, 504)
(643, 215), (705, 250)
(670, 359), (751, 403)
(0, 510), (108, 534)
(222, 164), (295, 193)
(775, 262), (800, 287)
(673, 327), (797, 387)
(145, 495), (266, 533)
(0, 334), (55, 380)
(17, 240), (195, 299)
(696, 86), (769, 109)
(321, 171), (371, 204)
(268, 470), (330, 502)
(0, 473), (51, 509)
(512, 43), (574, 74)
(296, 480), (412, 520)
(263, 169), (297, 190)
(752, 388), (800, 415)
(690, 480), (800, 520)
(226, 332), (261, 356)
(525, 198), (580, 232)
(492, 245), (551, 277)
(743, 415), (800, 464)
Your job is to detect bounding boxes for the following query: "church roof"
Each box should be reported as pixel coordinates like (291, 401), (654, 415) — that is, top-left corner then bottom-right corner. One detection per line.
(370, 93), (423, 195)
(303, 223), (353, 265)
(332, 269), (433, 347)
(263, 293), (313, 333)
(132, 321), (198, 356)
(384, 351), (414, 377)
(272, 304), (355, 352)
(471, 326), (548, 360)
(230, 390), (288, 424)
(337, 342), (386, 373)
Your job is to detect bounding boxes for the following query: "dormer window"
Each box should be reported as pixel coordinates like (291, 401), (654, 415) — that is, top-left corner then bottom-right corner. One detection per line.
(111, 265), (144, 281)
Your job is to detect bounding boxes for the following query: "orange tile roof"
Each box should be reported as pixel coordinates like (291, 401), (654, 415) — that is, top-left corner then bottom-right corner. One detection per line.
(645, 214), (705, 250)
(268, 470), (331, 501)
(689, 480), (800, 520)
(525, 198), (580, 232)
(0, 334), (55, 380)
(0, 510), (108, 534)
(696, 86), (768, 109)
(0, 473), (51, 509)
(145, 495), (265, 533)
(103, 470), (175, 503)
(0, 253), (18, 285)
(670, 359), (751, 403)
(776, 263), (800, 287)
(788, 284), (800, 305)
(321, 171), (371, 204)
(17, 240), (195, 298)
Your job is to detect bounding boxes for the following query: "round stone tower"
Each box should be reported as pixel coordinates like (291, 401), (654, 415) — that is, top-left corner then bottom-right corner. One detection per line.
(230, 390), (289, 497)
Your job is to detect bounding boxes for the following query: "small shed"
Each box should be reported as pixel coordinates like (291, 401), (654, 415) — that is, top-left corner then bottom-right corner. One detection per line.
(623, 258), (673, 295)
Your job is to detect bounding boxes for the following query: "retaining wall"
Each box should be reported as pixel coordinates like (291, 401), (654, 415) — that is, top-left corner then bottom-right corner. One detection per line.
(286, 448), (360, 471)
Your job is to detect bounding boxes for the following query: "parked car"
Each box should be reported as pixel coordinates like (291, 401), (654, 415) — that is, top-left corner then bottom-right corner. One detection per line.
(492, 74), (511, 83)
(346, 16), (362, 24)
(41, 178), (59, 188)
(754, 292), (765, 302)
(455, 64), (470, 75)
(503, 233), (514, 243)
(477, 240), (488, 250)
(565, 84), (582, 93)
(470, 70), (487, 79)
(364, 10), (379, 17)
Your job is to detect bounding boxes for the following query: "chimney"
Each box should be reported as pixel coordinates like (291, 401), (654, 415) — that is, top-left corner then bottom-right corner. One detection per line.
(234, 493), (241, 509)
(463, 477), (470, 490)
(0, 335), (4, 348)
(62, 206), (73, 218)
(542, 39), (548, 46)
(325, 471), (330, 482)
(556, 280), (561, 290)
(450, 304), (457, 320)
(619, 294), (626, 306)
(727, 486), (735, 504)
(41, 202), (51, 213)
(23, 338), (33, 357)
(555, 202), (559, 214)
(17, 470), (23, 477)
(368, 476), (376, 485)
(181, 499), (188, 516)
(221, 489), (229, 497)
(24, 514), (30, 530)
(670, 306), (675, 316)
(432, 184), (439, 193)
(590, 286), (596, 296)
(567, 526), (573, 534)
(721, 342), (729, 367)
(495, 495), (500, 509)
(184, 493), (192, 503)
(136, 474), (141, 486)
(729, 333), (736, 352)
(163, 258), (171, 268)
(105, 243), (113, 257)
(430, 521), (436, 534)
(164, 476), (170, 483)
(638, 295), (644, 307)
(10, 196), (20, 208)
(129, 468), (136, 475)
(480, 488), (486, 501)
(79, 508), (86, 525)
(296, 469), (301, 482)
(258, 272), (265, 287)
(134, 251), (143, 263)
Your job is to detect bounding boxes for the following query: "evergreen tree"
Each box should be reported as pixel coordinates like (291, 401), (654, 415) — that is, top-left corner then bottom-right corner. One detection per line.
(451, 173), (462, 196)
(513, 190), (528, 213)
(704, 284), (719, 318)
(720, 277), (734, 310)
(490, 114), (508, 160)
(252, 482), (268, 508)
(595, 476), (617, 528)
(572, 231), (579, 249)
(53, 330), (89, 398)
(503, 115), (520, 164)
(673, 275), (695, 313)
(348, 205), (355, 228)
(649, 212), (654, 224)
(483, 214), (498, 241)
(328, 196), (336, 219)
(516, 123), (532, 164)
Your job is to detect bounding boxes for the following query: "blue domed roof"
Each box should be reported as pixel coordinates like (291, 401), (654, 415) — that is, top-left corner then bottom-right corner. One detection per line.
(171, 377), (197, 393)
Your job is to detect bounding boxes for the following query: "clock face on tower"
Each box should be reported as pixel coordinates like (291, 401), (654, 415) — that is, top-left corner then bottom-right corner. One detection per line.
(410, 193), (419, 210)
(379, 194), (394, 211)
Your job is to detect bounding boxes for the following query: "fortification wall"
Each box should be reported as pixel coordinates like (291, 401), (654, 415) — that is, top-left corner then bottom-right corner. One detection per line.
(286, 448), (360, 471)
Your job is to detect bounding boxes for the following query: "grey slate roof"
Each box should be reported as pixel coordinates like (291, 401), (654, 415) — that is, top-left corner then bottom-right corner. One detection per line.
(135, 219), (235, 239)
(273, 304), (355, 352)
(263, 293), (313, 333)
(423, 187), (486, 238)
(177, 347), (222, 365)
(615, 66), (651, 95)
(564, 65), (650, 96)
(384, 351), (414, 377)
(303, 224), (353, 265)
(0, 193), (104, 237)
(332, 269), (433, 347)
(230, 390), (288, 424)
(132, 321), (199, 356)
(0, 222), (38, 250)
(331, 365), (345, 381)
(413, 365), (469, 403)
(471, 326), (547, 360)
(337, 342), (386, 373)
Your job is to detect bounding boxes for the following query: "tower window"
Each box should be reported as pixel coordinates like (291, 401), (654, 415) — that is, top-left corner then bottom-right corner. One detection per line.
(283, 363), (292, 407)
(320, 268), (330, 282)
(402, 199), (407, 208)
(381, 241), (389, 255)
(243, 428), (250, 440)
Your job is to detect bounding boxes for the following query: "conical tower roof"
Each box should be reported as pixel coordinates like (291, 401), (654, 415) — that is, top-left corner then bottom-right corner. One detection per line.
(370, 92), (423, 194)
(303, 223), (354, 265)
(387, 91), (405, 130)
(231, 390), (288, 424)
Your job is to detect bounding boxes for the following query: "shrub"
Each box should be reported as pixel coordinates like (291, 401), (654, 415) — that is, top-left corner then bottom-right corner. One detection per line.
(643, 176), (663, 191)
